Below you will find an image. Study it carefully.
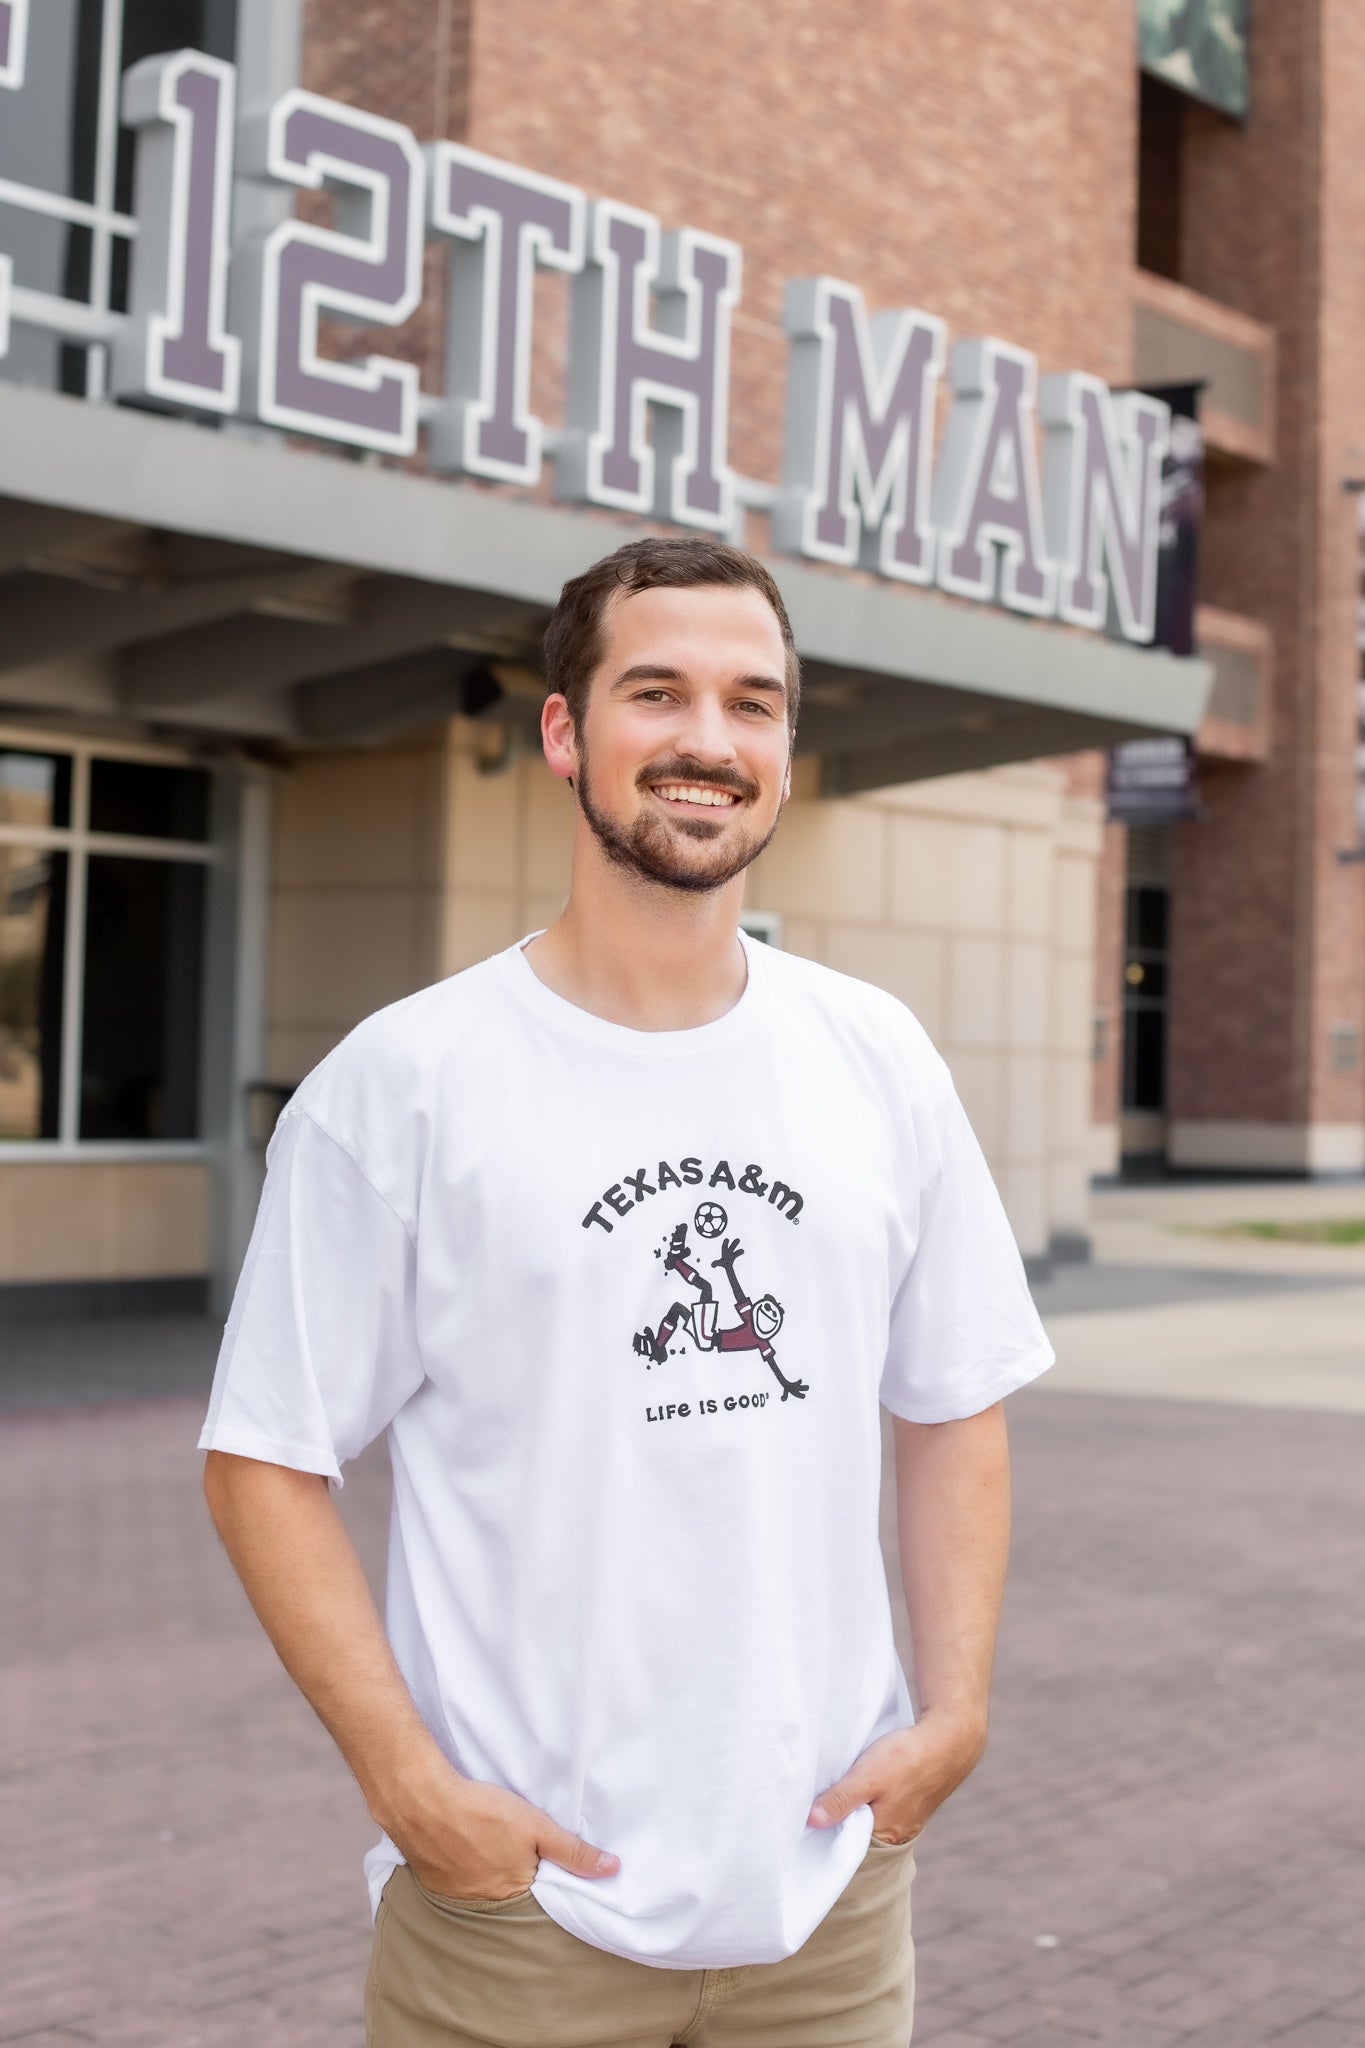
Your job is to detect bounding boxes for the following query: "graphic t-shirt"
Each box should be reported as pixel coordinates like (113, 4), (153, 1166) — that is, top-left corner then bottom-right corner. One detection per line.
(199, 933), (1053, 1970)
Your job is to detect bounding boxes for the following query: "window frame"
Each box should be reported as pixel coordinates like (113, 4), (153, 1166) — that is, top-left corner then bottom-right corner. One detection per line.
(0, 722), (216, 1159)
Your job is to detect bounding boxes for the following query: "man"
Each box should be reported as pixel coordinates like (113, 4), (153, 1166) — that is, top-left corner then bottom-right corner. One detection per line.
(200, 535), (1053, 2047)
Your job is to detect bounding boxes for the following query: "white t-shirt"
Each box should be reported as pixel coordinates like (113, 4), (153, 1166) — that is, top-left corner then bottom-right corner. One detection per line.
(199, 932), (1053, 1970)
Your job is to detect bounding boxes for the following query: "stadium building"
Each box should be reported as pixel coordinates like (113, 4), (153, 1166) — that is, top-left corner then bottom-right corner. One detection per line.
(0, 0), (1358, 1319)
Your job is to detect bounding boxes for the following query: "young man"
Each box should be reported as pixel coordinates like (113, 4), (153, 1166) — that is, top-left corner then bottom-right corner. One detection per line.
(200, 535), (1054, 2048)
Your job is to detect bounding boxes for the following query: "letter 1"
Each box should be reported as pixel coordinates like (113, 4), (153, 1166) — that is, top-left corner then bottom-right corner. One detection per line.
(557, 199), (741, 531)
(113, 52), (241, 414)
(582, 1202), (613, 1234)
(425, 143), (584, 483)
(233, 90), (425, 454)
(934, 337), (1056, 618)
(773, 277), (944, 584)
(1040, 373), (1169, 644)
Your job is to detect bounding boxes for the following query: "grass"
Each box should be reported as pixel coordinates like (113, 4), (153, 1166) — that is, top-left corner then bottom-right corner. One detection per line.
(1216, 1219), (1365, 1246)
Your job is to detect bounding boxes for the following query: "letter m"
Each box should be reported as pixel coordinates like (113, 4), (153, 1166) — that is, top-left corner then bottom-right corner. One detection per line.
(772, 277), (944, 585)
(767, 1181), (803, 1222)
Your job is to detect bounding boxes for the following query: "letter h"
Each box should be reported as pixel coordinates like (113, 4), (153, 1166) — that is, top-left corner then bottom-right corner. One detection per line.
(557, 200), (741, 532)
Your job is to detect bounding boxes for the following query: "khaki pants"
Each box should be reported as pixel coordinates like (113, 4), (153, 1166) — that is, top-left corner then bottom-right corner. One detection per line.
(366, 1837), (916, 2047)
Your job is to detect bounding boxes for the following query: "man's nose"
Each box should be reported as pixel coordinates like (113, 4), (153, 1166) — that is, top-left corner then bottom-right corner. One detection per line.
(675, 693), (738, 764)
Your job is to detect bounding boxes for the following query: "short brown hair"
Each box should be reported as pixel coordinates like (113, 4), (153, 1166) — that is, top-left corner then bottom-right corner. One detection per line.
(542, 535), (801, 735)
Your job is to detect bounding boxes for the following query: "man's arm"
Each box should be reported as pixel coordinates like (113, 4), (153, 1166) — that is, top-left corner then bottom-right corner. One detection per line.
(807, 1401), (1010, 1842)
(203, 1450), (620, 1896)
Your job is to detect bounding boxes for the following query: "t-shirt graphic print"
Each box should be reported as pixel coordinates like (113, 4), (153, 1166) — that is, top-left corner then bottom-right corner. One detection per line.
(199, 931), (1053, 1971)
(632, 1181), (804, 1403)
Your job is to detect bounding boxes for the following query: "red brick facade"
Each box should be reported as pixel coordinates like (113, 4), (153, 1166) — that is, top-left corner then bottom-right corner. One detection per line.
(300, 0), (1365, 1169)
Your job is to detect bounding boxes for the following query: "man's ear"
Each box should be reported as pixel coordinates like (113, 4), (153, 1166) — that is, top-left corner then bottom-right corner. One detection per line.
(541, 692), (579, 788)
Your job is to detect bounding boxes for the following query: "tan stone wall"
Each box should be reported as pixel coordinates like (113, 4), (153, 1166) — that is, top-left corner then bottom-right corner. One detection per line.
(0, 1162), (209, 1283)
(262, 731), (450, 1082)
(744, 763), (1102, 1260)
(262, 730), (1102, 1260)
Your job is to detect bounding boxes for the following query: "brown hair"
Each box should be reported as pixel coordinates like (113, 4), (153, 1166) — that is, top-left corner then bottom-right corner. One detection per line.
(542, 534), (801, 735)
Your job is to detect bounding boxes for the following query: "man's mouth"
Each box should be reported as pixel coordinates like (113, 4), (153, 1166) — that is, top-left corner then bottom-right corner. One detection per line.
(649, 783), (742, 809)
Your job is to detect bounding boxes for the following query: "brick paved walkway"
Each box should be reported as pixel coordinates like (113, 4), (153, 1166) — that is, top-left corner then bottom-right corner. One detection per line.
(3, 1372), (1363, 2045)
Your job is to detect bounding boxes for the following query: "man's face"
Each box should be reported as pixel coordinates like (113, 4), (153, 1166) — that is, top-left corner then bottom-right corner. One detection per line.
(753, 1296), (784, 1340)
(563, 583), (793, 894)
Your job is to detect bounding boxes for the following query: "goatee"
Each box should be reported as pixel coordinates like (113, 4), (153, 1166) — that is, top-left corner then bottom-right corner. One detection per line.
(575, 752), (780, 894)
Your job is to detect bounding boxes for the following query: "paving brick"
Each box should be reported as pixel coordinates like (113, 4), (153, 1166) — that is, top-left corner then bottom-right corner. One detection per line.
(4, 1369), (1365, 2047)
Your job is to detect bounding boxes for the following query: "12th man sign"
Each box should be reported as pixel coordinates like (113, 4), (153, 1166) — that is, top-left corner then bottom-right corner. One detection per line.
(0, 28), (1169, 645)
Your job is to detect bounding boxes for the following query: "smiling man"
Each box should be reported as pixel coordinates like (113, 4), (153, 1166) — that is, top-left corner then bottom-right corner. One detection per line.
(199, 535), (1054, 2048)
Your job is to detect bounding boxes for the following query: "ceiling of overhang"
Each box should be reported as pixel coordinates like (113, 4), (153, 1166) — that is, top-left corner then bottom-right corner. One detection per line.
(0, 492), (1168, 786)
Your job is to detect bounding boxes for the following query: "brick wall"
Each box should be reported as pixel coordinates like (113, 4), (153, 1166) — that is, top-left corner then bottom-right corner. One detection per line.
(1161, 0), (1365, 1142)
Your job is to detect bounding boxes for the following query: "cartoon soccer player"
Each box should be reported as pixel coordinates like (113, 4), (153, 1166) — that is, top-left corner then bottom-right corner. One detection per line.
(633, 1225), (808, 1401)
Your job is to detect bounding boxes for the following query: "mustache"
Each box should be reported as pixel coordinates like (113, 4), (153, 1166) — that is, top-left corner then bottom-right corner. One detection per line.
(637, 758), (759, 802)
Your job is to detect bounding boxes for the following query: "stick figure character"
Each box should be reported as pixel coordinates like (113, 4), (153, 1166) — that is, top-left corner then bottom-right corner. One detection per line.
(633, 1226), (808, 1401)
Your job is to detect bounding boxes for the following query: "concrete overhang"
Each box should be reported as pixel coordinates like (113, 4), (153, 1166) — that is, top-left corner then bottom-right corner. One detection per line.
(0, 383), (1212, 783)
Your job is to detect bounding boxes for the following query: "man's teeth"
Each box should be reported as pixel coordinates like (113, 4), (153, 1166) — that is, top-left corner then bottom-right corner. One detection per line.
(655, 784), (739, 807)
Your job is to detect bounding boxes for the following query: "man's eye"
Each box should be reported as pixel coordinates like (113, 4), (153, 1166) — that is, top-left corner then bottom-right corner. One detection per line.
(637, 689), (672, 703)
(737, 700), (774, 717)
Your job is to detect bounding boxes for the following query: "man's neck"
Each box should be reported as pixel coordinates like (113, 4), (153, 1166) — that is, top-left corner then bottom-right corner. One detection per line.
(523, 836), (749, 1033)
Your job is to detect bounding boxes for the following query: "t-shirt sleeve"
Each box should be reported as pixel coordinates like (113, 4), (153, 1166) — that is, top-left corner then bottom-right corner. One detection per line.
(198, 1108), (424, 1483)
(880, 1064), (1054, 1423)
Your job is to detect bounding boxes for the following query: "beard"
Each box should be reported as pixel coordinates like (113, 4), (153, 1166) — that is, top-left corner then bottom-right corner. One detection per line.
(574, 747), (782, 895)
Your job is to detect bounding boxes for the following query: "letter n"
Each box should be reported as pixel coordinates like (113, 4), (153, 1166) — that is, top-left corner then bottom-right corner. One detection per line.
(556, 199), (741, 532)
(1040, 374), (1169, 644)
(772, 277), (943, 584)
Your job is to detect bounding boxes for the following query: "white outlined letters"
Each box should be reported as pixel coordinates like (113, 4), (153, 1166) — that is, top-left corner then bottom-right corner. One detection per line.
(934, 338), (1056, 618)
(1040, 374), (1169, 643)
(426, 143), (584, 485)
(773, 276), (944, 584)
(233, 90), (425, 455)
(113, 51), (241, 414)
(557, 199), (741, 532)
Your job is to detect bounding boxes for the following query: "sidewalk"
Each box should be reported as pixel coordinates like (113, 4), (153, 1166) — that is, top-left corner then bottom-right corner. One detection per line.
(2, 1178), (1363, 2047)
(1030, 1179), (1365, 1414)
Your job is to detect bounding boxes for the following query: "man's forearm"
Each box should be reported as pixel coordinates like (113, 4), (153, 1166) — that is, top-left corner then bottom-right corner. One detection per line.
(202, 1451), (621, 1893)
(202, 1450), (444, 1832)
(892, 1402), (1011, 1742)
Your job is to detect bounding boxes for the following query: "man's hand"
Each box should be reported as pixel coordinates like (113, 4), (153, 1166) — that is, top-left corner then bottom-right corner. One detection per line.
(806, 1707), (987, 1845)
(384, 1751), (620, 1902)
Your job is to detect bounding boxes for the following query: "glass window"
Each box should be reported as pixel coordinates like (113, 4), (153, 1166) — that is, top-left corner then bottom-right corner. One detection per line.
(79, 856), (205, 1140)
(89, 759), (210, 842)
(1, 0), (238, 394)
(0, 848), (67, 1141)
(0, 749), (72, 829)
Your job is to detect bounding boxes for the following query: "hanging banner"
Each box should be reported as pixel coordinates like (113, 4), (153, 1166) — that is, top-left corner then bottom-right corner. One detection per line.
(1138, 0), (1249, 121)
(1141, 380), (1204, 657)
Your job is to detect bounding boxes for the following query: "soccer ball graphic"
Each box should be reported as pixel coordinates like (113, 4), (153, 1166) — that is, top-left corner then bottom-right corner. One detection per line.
(694, 1201), (727, 1238)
